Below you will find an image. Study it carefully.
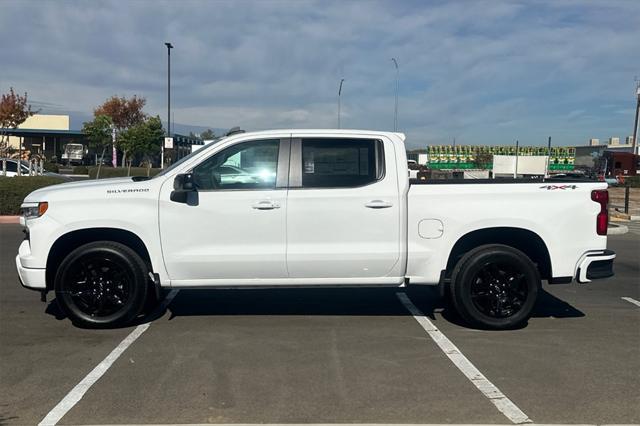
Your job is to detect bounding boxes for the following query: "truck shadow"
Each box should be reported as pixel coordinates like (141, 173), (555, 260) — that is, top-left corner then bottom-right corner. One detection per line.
(158, 286), (584, 328)
(45, 286), (584, 330)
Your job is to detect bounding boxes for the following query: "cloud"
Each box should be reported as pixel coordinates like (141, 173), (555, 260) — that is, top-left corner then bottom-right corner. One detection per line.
(1, 0), (639, 147)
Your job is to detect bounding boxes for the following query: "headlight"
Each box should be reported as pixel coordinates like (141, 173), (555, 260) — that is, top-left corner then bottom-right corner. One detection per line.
(21, 202), (48, 219)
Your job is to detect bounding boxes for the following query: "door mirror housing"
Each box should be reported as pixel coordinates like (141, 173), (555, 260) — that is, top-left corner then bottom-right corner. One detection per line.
(171, 173), (196, 203)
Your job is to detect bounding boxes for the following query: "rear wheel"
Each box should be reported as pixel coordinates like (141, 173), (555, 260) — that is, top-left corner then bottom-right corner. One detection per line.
(54, 241), (148, 328)
(451, 244), (540, 330)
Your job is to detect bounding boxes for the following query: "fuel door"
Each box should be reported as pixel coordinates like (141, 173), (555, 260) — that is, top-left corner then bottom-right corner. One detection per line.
(418, 219), (444, 239)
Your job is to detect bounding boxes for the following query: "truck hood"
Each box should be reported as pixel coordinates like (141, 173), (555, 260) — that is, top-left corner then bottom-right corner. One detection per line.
(24, 177), (152, 202)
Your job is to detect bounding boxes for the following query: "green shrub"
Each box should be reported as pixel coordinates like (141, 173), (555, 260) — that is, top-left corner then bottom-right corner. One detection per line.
(625, 176), (640, 188)
(73, 166), (89, 175)
(0, 176), (66, 215)
(88, 166), (162, 179)
(44, 162), (60, 173)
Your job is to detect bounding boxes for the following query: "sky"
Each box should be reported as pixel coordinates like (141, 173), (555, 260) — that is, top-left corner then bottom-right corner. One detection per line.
(1, 0), (639, 148)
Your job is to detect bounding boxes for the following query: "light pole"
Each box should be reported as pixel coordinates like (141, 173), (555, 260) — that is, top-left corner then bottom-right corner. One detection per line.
(633, 78), (639, 155)
(391, 58), (399, 132)
(163, 42), (173, 168)
(338, 78), (344, 129)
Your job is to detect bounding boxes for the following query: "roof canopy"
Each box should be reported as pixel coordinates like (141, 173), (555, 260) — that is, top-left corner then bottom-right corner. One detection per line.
(0, 128), (84, 137)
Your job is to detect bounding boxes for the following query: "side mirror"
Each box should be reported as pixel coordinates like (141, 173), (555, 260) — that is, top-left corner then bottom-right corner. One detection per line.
(170, 173), (196, 203)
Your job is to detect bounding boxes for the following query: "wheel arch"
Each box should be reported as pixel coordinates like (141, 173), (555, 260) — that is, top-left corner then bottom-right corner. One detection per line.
(445, 227), (552, 280)
(46, 228), (153, 290)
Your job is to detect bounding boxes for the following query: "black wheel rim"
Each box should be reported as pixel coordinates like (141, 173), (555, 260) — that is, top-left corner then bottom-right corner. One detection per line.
(61, 254), (133, 317)
(470, 261), (528, 318)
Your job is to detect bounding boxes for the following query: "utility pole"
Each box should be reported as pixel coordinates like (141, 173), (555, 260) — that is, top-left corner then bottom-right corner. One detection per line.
(514, 140), (519, 179)
(633, 77), (640, 155)
(546, 136), (552, 178)
(164, 42), (173, 168)
(391, 58), (399, 131)
(338, 78), (344, 129)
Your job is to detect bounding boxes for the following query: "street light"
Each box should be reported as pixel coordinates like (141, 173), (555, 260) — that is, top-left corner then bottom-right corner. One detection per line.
(391, 58), (399, 132)
(163, 42), (173, 169)
(633, 78), (640, 155)
(338, 78), (345, 129)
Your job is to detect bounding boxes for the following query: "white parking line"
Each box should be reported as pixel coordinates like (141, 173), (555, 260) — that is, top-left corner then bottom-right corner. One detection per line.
(396, 292), (532, 425)
(88, 423), (608, 426)
(621, 296), (640, 308)
(38, 289), (180, 426)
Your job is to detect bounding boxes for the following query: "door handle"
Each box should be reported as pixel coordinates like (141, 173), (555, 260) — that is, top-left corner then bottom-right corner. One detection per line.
(252, 200), (280, 210)
(365, 200), (393, 209)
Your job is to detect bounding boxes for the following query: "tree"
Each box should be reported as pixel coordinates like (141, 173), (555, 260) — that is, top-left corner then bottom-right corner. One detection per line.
(83, 115), (113, 179)
(94, 95), (147, 166)
(94, 95), (146, 131)
(0, 88), (36, 157)
(119, 116), (164, 176)
(200, 129), (216, 140)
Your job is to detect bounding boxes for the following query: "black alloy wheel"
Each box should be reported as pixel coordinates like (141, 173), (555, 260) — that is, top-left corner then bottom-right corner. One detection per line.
(469, 261), (528, 318)
(55, 241), (148, 328)
(451, 244), (540, 330)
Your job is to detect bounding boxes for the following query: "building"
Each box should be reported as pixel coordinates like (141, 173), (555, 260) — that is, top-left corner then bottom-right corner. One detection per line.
(1, 114), (84, 160)
(171, 133), (204, 161)
(626, 136), (635, 145)
(422, 145), (575, 171)
(609, 137), (620, 146)
(589, 138), (600, 146)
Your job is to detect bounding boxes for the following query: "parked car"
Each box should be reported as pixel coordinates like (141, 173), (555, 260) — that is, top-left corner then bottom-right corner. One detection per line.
(407, 159), (420, 179)
(0, 158), (70, 181)
(61, 143), (87, 165)
(16, 130), (615, 329)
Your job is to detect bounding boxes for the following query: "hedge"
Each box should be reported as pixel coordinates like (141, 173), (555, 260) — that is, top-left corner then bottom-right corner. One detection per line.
(44, 162), (60, 173)
(0, 176), (66, 215)
(88, 167), (162, 179)
(73, 166), (89, 175)
(624, 176), (640, 188)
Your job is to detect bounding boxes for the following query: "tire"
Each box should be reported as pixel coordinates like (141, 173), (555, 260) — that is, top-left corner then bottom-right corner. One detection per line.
(450, 244), (540, 330)
(54, 241), (148, 328)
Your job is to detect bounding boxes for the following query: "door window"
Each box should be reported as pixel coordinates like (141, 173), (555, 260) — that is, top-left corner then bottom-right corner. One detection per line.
(192, 139), (279, 190)
(4, 161), (17, 173)
(300, 138), (384, 188)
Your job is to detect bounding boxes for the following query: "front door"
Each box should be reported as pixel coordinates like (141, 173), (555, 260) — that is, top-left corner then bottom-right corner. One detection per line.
(159, 138), (290, 285)
(285, 136), (402, 279)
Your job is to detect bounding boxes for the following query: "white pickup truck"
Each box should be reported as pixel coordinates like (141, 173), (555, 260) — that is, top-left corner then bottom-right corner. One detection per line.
(16, 130), (615, 329)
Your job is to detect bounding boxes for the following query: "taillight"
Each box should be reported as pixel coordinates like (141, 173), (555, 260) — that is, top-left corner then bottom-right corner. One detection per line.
(591, 190), (608, 235)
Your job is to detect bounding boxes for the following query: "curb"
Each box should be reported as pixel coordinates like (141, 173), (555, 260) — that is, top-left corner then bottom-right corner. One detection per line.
(0, 216), (20, 224)
(61, 174), (89, 178)
(610, 210), (631, 220)
(608, 223), (629, 235)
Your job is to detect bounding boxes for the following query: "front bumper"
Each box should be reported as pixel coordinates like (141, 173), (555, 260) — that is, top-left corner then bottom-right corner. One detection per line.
(15, 255), (46, 290)
(576, 249), (615, 283)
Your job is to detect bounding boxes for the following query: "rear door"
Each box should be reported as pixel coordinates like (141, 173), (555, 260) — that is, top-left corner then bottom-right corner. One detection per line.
(285, 135), (402, 279)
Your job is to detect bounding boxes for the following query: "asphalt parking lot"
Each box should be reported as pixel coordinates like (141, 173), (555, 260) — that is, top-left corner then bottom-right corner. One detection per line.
(1, 224), (638, 425)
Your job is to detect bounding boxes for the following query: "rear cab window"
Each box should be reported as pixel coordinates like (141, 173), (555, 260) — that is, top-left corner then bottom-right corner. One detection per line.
(299, 138), (385, 188)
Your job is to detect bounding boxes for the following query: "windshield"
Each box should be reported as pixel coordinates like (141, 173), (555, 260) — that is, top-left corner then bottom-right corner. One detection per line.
(153, 137), (225, 179)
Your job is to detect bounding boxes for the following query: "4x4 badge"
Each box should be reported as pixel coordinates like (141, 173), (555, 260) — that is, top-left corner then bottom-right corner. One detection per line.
(540, 184), (577, 190)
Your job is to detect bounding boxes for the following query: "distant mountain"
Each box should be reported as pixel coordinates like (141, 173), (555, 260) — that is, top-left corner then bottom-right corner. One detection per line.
(170, 123), (228, 138)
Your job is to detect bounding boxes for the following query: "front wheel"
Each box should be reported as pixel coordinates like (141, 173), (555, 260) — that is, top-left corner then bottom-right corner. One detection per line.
(55, 241), (148, 328)
(450, 244), (540, 330)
